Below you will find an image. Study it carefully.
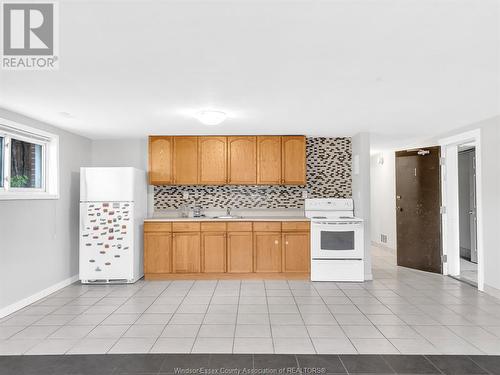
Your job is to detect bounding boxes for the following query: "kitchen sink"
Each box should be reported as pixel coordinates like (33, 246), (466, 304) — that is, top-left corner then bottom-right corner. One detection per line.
(211, 215), (243, 219)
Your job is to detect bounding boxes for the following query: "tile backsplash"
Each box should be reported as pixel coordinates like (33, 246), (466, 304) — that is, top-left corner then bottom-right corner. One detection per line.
(154, 137), (351, 210)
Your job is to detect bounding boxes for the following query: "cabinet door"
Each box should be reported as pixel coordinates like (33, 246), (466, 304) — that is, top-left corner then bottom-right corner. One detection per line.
(172, 232), (200, 273)
(149, 136), (172, 185)
(257, 136), (281, 184)
(228, 136), (256, 184)
(227, 232), (253, 273)
(199, 137), (227, 184)
(144, 232), (171, 274)
(282, 232), (310, 272)
(254, 232), (282, 272)
(201, 232), (226, 273)
(173, 137), (198, 184)
(282, 136), (306, 184)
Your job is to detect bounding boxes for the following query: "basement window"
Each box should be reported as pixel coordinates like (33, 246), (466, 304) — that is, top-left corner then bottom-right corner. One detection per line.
(0, 118), (59, 200)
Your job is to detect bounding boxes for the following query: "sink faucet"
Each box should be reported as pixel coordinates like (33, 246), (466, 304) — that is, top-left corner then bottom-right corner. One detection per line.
(193, 206), (203, 218)
(226, 207), (231, 217)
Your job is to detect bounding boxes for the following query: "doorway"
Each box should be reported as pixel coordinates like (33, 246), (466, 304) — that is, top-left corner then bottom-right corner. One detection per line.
(457, 145), (478, 285)
(439, 129), (484, 291)
(395, 147), (442, 274)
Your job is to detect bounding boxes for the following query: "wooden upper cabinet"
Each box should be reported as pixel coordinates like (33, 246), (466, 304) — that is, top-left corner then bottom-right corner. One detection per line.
(149, 135), (306, 186)
(228, 136), (257, 184)
(282, 136), (306, 185)
(173, 137), (198, 185)
(149, 136), (173, 185)
(198, 137), (227, 184)
(257, 136), (281, 184)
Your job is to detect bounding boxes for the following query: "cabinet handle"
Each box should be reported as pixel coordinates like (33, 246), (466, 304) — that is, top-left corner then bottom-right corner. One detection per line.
(285, 241), (289, 245)
(274, 240), (279, 245)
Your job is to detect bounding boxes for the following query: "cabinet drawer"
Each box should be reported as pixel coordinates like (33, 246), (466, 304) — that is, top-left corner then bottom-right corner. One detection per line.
(201, 222), (227, 232)
(282, 221), (310, 232)
(253, 222), (281, 232)
(227, 222), (253, 232)
(144, 222), (172, 232)
(172, 222), (201, 232)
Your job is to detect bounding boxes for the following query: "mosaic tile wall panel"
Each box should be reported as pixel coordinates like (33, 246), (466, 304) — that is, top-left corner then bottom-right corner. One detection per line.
(154, 137), (351, 210)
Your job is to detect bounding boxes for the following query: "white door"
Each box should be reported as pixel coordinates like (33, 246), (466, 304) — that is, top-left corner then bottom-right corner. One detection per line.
(79, 202), (134, 281)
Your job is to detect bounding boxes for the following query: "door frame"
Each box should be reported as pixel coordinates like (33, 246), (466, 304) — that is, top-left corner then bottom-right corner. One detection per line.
(439, 129), (484, 290)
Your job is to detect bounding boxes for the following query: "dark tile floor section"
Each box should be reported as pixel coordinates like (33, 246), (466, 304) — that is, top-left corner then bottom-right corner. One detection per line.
(1, 354), (500, 375)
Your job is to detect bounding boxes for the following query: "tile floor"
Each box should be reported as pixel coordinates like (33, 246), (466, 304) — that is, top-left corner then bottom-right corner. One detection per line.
(1, 247), (500, 355)
(3, 353), (500, 375)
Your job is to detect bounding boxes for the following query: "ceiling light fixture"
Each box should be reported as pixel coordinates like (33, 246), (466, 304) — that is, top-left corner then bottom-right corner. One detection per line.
(195, 110), (227, 126)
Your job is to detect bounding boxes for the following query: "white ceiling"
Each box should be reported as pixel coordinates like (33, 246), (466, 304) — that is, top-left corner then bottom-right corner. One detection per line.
(0, 0), (499, 146)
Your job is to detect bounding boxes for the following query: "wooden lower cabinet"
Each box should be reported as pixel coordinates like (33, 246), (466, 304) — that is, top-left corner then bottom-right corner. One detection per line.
(282, 232), (310, 272)
(254, 232), (282, 272)
(144, 221), (310, 279)
(172, 232), (201, 273)
(144, 232), (172, 274)
(201, 232), (226, 272)
(227, 232), (253, 273)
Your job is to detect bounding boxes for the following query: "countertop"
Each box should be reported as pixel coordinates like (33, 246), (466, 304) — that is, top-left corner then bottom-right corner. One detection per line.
(145, 216), (309, 222)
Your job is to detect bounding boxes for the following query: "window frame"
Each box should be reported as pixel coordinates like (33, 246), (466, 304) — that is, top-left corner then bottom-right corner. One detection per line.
(0, 118), (59, 200)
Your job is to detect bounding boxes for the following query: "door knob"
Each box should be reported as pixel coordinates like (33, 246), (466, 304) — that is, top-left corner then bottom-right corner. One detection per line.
(397, 207), (403, 212)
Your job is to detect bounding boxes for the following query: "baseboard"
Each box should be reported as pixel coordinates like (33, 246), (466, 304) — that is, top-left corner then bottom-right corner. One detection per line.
(484, 284), (500, 301)
(0, 274), (79, 319)
(371, 241), (396, 252)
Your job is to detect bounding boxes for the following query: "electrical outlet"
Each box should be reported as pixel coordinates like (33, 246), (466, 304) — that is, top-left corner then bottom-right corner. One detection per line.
(302, 190), (309, 199)
(182, 192), (189, 200)
(381, 234), (388, 244)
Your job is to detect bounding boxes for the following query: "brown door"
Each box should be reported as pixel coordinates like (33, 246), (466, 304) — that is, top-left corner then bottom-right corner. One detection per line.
(144, 230), (172, 274)
(201, 231), (226, 273)
(172, 232), (201, 273)
(227, 136), (257, 184)
(282, 136), (306, 184)
(396, 147), (441, 273)
(227, 231), (253, 273)
(254, 232), (282, 272)
(149, 136), (173, 185)
(198, 136), (227, 184)
(282, 232), (310, 272)
(173, 137), (198, 184)
(257, 136), (281, 184)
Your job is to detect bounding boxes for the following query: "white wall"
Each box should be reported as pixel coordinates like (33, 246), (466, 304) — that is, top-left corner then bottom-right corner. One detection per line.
(0, 108), (91, 316)
(91, 138), (153, 214)
(352, 132), (372, 280)
(370, 151), (396, 250)
(91, 139), (147, 170)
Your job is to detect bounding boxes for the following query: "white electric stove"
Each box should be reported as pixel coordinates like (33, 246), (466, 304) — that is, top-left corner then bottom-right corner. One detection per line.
(305, 198), (364, 282)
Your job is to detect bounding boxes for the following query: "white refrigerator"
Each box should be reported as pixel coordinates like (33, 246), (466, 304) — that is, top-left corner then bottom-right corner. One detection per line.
(79, 167), (147, 284)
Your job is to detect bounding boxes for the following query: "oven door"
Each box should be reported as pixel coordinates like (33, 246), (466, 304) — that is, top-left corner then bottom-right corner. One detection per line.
(311, 221), (364, 259)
